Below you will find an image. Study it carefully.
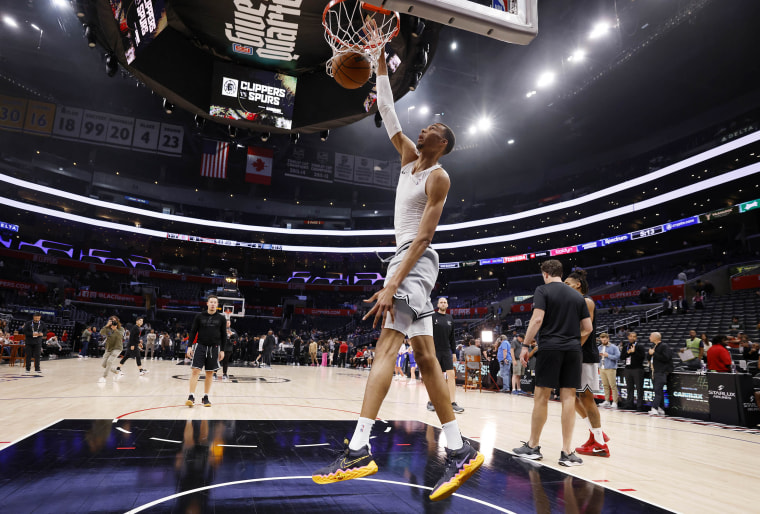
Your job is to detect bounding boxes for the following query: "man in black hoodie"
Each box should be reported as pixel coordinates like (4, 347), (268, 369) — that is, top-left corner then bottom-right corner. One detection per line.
(186, 295), (227, 407)
(22, 313), (46, 374)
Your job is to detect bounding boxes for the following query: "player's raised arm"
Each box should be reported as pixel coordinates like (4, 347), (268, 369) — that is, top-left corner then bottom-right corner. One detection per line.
(375, 48), (418, 166)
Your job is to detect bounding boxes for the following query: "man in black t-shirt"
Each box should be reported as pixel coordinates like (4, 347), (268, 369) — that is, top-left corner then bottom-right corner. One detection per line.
(116, 317), (148, 377)
(426, 298), (464, 413)
(513, 260), (592, 468)
(186, 295), (227, 407)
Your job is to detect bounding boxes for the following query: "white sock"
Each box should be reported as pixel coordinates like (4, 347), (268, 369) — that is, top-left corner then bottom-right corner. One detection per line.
(581, 417), (592, 431)
(592, 427), (605, 445)
(442, 420), (464, 450)
(348, 417), (374, 451)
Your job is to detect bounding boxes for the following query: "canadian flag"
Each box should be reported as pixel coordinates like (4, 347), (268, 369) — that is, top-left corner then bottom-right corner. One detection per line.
(246, 146), (273, 184)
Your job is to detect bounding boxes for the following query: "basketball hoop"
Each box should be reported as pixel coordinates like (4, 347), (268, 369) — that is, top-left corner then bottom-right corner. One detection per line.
(322, 0), (400, 77)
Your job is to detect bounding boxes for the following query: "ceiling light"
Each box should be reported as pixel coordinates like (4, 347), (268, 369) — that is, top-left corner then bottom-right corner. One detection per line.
(420, 105), (429, 115)
(30, 23), (41, 31)
(526, 90), (537, 98)
(507, 139), (514, 145)
(477, 116), (492, 131)
(589, 21), (611, 40)
(569, 49), (585, 62)
(51, 0), (68, 8)
(3, 15), (19, 29)
(450, 41), (457, 51)
(469, 125), (477, 135)
(536, 71), (555, 88)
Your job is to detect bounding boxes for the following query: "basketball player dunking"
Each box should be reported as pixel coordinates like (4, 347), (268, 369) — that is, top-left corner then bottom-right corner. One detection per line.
(312, 30), (484, 501)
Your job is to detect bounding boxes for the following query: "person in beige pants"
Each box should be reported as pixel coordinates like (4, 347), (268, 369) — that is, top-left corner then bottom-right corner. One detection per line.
(598, 333), (620, 408)
(99, 316), (125, 383)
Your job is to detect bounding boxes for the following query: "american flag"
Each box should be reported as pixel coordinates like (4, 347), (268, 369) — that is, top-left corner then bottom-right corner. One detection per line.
(200, 140), (229, 178)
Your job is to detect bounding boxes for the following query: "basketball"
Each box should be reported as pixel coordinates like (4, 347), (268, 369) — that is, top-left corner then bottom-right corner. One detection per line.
(332, 52), (372, 89)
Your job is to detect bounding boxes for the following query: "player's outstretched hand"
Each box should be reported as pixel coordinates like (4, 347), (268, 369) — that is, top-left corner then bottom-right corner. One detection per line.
(363, 286), (396, 328)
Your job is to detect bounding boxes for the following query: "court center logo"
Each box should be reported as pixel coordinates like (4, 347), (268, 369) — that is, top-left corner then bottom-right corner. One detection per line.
(222, 77), (239, 97)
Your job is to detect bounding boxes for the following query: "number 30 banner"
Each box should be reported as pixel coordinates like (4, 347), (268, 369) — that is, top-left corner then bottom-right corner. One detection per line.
(0, 93), (183, 156)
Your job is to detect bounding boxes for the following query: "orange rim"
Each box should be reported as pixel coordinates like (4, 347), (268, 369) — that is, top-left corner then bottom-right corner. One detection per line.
(322, 0), (400, 49)
(360, 1), (394, 15)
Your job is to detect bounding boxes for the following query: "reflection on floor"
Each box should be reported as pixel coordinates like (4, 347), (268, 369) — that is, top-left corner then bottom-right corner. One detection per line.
(0, 419), (671, 513)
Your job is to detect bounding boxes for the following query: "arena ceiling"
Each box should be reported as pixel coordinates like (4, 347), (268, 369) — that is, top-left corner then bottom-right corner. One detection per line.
(1, 0), (760, 206)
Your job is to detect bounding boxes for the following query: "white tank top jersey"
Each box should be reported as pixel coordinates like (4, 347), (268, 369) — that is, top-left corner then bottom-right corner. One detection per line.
(394, 161), (443, 248)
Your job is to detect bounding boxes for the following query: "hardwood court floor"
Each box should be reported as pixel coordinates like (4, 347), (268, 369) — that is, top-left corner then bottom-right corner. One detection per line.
(1, 358), (757, 513)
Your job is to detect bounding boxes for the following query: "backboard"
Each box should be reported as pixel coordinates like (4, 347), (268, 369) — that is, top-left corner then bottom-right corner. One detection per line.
(361, 0), (538, 45)
(219, 296), (246, 318)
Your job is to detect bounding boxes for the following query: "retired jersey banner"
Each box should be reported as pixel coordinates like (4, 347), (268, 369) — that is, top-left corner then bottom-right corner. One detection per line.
(246, 146), (273, 184)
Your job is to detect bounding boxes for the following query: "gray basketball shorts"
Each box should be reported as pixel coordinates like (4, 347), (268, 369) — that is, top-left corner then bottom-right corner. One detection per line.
(383, 245), (438, 338)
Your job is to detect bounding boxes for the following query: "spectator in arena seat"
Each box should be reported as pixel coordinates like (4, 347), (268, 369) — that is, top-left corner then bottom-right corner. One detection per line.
(675, 296), (689, 314)
(700, 332), (711, 361)
(598, 333), (620, 408)
(680, 329), (704, 370)
(706, 335), (732, 372)
(693, 292), (705, 310)
(44, 331), (62, 357)
(648, 332), (673, 416)
(662, 295), (673, 315)
(739, 333), (759, 362)
(729, 317), (744, 337)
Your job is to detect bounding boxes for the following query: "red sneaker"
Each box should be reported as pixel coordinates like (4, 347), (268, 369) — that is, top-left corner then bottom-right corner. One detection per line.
(577, 430), (610, 452)
(576, 441), (610, 457)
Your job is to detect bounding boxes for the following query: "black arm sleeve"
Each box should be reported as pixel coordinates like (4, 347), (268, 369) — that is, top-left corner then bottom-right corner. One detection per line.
(220, 315), (228, 349)
(448, 315), (456, 354)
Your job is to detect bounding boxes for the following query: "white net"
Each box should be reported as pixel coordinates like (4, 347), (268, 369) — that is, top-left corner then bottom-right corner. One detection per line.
(322, 0), (400, 76)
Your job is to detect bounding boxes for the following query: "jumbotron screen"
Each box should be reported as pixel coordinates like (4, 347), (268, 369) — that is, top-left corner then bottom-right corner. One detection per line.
(209, 62), (297, 130)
